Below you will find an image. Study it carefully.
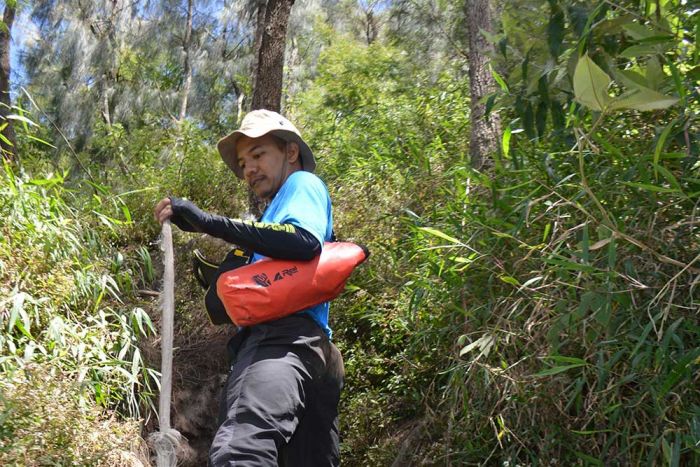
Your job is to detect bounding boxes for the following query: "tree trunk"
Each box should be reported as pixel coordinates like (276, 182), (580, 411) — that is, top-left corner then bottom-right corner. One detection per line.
(282, 36), (298, 109)
(178, 0), (194, 122)
(248, 0), (294, 216)
(249, 0), (267, 112)
(0, 1), (17, 162)
(465, 0), (501, 170)
(101, 77), (112, 126)
(95, 0), (122, 128)
(362, 2), (379, 45)
(364, 11), (377, 45)
(250, 0), (294, 113)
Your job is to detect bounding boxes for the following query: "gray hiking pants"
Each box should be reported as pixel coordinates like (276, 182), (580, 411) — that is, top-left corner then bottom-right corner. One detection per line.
(209, 315), (344, 466)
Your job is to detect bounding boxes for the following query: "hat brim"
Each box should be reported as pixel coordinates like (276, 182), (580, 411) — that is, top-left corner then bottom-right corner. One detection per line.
(217, 128), (315, 179)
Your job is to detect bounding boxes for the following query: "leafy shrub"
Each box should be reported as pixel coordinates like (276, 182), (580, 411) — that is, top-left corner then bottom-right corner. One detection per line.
(84, 121), (248, 244)
(0, 162), (157, 461)
(291, 15), (699, 464)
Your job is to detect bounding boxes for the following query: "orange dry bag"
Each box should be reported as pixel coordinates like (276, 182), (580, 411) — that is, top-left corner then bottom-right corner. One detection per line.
(216, 242), (369, 326)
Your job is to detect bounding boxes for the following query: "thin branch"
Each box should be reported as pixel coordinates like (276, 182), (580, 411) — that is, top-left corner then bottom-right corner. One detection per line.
(157, 90), (178, 123)
(649, 251), (700, 307)
(21, 87), (96, 183)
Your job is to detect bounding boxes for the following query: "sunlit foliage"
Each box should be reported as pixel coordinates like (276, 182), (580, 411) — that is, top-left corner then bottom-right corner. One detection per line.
(1, 0), (698, 464)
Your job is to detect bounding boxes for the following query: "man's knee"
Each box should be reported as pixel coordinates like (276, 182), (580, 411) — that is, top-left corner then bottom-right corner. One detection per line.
(211, 350), (310, 465)
(222, 355), (310, 417)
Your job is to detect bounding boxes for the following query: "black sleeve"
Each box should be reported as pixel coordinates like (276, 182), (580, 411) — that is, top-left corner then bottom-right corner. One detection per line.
(169, 197), (321, 260)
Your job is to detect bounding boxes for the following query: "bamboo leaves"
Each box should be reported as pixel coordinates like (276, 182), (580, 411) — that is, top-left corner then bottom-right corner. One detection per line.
(459, 334), (495, 359)
(419, 227), (465, 246)
(609, 86), (679, 112)
(573, 53), (678, 112)
(573, 54), (611, 111)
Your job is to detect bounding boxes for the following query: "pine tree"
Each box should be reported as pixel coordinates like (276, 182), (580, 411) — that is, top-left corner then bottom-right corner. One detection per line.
(465, 0), (501, 170)
(1, 0), (18, 161)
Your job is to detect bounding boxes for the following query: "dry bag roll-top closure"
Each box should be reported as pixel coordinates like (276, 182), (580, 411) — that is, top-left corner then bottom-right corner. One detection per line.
(202, 242), (369, 327)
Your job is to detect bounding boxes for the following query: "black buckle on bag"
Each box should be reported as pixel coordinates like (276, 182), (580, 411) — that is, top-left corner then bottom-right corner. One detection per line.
(192, 248), (250, 325)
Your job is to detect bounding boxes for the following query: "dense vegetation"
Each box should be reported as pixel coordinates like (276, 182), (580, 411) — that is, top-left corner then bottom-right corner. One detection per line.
(1, 0), (698, 465)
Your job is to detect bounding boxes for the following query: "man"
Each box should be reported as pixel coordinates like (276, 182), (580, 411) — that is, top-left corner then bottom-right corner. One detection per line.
(154, 109), (343, 466)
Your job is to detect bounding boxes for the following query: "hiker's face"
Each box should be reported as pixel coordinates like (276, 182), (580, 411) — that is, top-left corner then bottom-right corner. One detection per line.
(236, 134), (300, 200)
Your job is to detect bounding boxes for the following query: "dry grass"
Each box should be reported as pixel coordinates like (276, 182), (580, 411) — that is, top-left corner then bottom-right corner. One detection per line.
(0, 364), (148, 466)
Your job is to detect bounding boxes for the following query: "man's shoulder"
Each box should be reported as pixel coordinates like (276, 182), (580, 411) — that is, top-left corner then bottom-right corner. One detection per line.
(267, 171), (332, 233)
(288, 170), (325, 185)
(285, 171), (329, 195)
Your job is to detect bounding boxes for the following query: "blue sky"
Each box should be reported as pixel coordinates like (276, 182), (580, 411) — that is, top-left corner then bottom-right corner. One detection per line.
(8, 6), (36, 95)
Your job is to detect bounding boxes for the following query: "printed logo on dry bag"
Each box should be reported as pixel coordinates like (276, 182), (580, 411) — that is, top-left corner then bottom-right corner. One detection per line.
(253, 273), (271, 287)
(274, 266), (299, 282)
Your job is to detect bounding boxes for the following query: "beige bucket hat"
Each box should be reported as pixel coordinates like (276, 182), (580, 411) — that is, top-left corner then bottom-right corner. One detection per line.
(217, 109), (316, 179)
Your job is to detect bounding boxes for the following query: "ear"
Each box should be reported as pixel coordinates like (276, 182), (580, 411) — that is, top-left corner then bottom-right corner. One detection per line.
(286, 142), (300, 165)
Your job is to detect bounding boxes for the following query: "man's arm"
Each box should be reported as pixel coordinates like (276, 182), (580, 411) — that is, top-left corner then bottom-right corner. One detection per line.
(168, 197), (321, 260)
